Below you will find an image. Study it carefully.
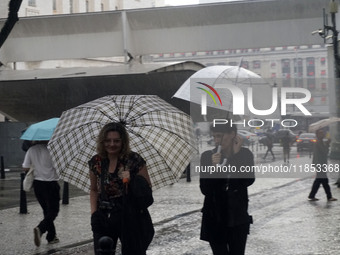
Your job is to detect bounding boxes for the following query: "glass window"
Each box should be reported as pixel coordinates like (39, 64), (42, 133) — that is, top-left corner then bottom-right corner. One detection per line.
(321, 57), (326, 65)
(306, 57), (315, 77)
(253, 60), (261, 69)
(28, 0), (36, 7)
(241, 61), (249, 69)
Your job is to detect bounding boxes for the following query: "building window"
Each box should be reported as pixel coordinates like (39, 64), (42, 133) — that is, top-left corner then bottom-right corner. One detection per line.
(294, 58), (303, 78)
(306, 57), (315, 77)
(241, 61), (249, 69)
(28, 0), (36, 7)
(321, 83), (327, 90)
(253, 60), (261, 69)
(307, 79), (316, 90)
(294, 79), (303, 88)
(321, 57), (326, 65)
(321, 70), (326, 76)
(271, 62), (276, 68)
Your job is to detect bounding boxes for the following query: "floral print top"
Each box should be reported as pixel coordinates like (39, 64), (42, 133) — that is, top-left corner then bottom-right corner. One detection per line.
(89, 151), (146, 199)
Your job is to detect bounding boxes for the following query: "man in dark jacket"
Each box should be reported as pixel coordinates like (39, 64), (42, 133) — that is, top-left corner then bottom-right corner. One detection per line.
(308, 129), (337, 201)
(200, 121), (255, 255)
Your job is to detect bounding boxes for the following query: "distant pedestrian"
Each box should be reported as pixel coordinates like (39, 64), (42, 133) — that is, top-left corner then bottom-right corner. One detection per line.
(200, 121), (255, 255)
(263, 129), (275, 161)
(281, 131), (292, 163)
(308, 129), (337, 202)
(22, 141), (60, 247)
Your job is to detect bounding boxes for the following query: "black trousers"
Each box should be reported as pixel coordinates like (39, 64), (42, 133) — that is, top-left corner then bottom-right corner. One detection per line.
(91, 210), (122, 255)
(309, 177), (332, 199)
(263, 146), (275, 159)
(209, 223), (249, 255)
(91, 209), (148, 255)
(33, 180), (60, 242)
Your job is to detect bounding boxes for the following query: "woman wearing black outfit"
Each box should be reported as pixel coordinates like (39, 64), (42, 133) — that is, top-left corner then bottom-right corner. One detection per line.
(200, 122), (255, 255)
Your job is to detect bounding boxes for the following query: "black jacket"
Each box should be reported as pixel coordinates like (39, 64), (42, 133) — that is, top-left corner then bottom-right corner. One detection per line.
(199, 147), (255, 242)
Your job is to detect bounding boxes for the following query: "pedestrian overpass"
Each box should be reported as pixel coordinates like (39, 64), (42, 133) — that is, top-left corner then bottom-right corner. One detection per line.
(0, 0), (335, 122)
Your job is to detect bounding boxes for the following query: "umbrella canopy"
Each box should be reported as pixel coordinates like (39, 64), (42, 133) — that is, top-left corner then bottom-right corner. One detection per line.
(173, 65), (276, 118)
(308, 117), (340, 133)
(20, 118), (59, 141)
(48, 95), (197, 193)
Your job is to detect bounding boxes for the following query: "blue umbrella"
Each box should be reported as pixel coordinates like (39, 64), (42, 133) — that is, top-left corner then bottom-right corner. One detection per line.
(20, 118), (60, 141)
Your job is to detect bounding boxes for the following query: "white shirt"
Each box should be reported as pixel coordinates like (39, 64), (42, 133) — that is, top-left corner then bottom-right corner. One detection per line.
(22, 144), (59, 181)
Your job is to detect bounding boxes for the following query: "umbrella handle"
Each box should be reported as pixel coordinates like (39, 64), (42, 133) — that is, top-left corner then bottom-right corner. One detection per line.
(217, 145), (221, 153)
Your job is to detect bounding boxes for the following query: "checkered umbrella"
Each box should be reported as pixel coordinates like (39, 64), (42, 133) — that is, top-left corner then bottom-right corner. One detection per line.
(47, 95), (197, 193)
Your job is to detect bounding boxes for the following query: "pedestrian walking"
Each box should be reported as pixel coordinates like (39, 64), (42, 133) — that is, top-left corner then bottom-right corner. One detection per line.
(200, 121), (255, 255)
(308, 129), (337, 202)
(22, 141), (61, 247)
(89, 122), (154, 255)
(281, 131), (292, 163)
(263, 129), (275, 161)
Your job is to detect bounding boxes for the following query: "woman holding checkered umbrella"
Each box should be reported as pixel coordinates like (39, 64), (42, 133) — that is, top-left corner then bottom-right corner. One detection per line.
(89, 122), (154, 255)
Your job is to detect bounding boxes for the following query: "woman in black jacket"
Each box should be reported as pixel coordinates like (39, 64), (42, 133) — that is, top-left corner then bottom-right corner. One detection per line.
(200, 122), (255, 255)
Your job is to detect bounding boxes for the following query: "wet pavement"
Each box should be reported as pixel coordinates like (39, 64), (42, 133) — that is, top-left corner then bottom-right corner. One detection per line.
(1, 142), (340, 254)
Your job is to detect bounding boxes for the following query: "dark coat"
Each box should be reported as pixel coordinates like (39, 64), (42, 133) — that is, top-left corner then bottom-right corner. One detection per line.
(122, 174), (154, 255)
(199, 147), (255, 242)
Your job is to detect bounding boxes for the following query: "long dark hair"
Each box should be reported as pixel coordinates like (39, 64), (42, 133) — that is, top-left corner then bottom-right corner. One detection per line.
(96, 122), (131, 158)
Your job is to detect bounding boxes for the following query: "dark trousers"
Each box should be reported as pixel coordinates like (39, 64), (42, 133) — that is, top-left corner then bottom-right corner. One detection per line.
(283, 147), (290, 162)
(33, 180), (60, 242)
(263, 146), (275, 159)
(91, 209), (148, 255)
(309, 177), (332, 199)
(91, 210), (121, 255)
(209, 224), (249, 255)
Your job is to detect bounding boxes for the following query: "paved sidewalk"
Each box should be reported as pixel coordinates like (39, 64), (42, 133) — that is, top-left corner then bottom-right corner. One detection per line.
(1, 151), (339, 255)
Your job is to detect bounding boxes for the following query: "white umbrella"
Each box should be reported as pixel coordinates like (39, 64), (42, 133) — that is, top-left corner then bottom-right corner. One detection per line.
(173, 65), (277, 118)
(308, 117), (340, 133)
